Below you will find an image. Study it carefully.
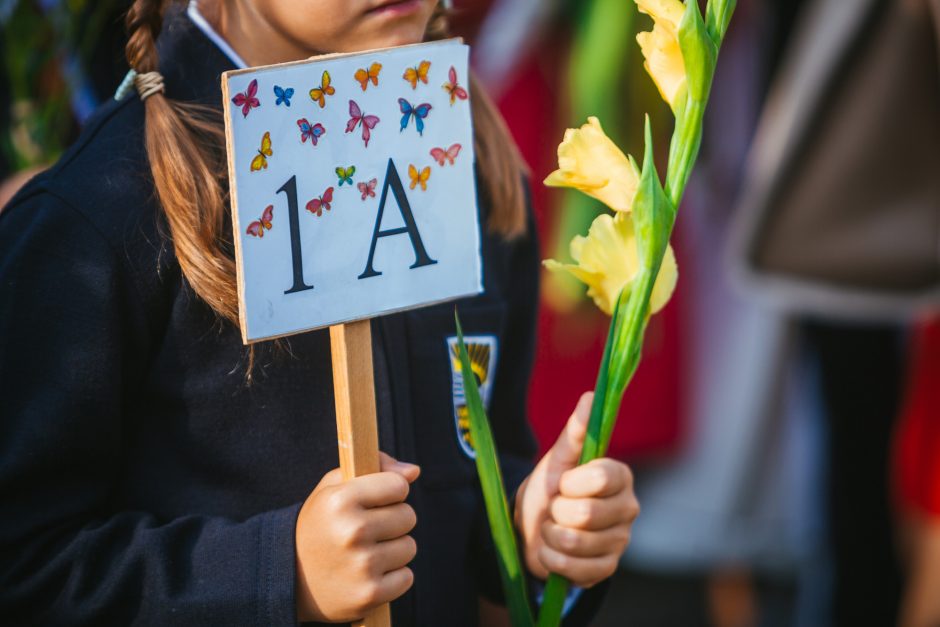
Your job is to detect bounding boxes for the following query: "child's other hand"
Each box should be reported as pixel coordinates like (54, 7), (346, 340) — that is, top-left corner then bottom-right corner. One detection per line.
(295, 452), (420, 622)
(514, 392), (639, 588)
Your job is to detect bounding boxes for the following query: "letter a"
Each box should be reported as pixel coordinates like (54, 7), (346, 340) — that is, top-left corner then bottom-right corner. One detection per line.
(358, 158), (438, 279)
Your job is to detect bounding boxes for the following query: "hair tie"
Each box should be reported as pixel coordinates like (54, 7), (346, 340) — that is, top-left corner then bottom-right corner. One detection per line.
(113, 69), (165, 101)
(134, 71), (165, 101)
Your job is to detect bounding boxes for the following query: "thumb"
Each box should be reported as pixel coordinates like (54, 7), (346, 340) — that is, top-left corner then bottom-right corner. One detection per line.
(379, 451), (421, 483)
(544, 392), (593, 471)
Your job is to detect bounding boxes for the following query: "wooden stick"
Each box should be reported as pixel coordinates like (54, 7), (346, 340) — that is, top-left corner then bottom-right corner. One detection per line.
(329, 319), (392, 627)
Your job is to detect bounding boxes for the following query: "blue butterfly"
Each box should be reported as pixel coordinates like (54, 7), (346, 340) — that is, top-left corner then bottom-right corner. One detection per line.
(274, 85), (294, 107)
(398, 98), (432, 136)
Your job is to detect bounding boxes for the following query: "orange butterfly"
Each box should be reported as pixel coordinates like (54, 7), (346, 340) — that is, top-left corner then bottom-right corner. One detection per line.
(430, 143), (462, 166)
(442, 66), (469, 105)
(250, 131), (273, 172)
(408, 164), (431, 191)
(403, 60), (431, 89)
(309, 71), (335, 108)
(246, 204), (273, 237)
(354, 62), (382, 91)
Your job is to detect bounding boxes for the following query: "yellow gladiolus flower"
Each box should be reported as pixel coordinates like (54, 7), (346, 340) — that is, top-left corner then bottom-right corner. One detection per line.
(636, 0), (687, 111)
(544, 212), (678, 316)
(544, 117), (640, 213)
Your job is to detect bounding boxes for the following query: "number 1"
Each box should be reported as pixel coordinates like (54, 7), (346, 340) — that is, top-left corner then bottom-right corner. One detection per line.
(278, 175), (314, 294)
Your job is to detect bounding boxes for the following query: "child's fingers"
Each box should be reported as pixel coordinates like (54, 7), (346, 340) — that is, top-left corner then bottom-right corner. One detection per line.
(375, 566), (415, 605)
(536, 544), (618, 589)
(558, 459), (631, 499)
(549, 494), (634, 531)
(379, 451), (421, 483)
(540, 519), (631, 558)
(371, 534), (418, 575)
(366, 502), (417, 541)
(348, 471), (411, 508)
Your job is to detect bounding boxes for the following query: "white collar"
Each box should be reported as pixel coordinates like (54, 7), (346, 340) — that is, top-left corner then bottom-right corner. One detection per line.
(187, 0), (249, 70)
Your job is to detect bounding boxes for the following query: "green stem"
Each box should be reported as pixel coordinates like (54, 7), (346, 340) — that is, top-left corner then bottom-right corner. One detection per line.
(537, 293), (622, 627)
(664, 98), (706, 208)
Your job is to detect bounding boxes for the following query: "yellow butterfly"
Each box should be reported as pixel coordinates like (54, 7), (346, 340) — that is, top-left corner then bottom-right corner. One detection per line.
(309, 70), (335, 108)
(354, 62), (382, 91)
(403, 60), (431, 89)
(408, 164), (431, 191)
(250, 131), (273, 172)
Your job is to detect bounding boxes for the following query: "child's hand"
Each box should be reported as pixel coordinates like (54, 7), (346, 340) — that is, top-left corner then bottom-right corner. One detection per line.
(514, 392), (639, 588)
(295, 452), (420, 622)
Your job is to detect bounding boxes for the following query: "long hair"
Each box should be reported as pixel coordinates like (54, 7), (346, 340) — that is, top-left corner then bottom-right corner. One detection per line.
(126, 0), (527, 336)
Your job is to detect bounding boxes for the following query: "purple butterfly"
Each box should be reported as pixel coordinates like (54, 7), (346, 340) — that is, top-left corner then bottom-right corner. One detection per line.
(345, 100), (380, 148)
(297, 118), (326, 146)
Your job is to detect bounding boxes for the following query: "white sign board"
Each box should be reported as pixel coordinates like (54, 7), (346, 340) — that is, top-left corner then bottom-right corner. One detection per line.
(223, 39), (481, 343)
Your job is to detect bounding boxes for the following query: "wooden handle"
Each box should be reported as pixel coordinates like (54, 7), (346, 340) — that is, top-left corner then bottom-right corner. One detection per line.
(329, 319), (391, 627)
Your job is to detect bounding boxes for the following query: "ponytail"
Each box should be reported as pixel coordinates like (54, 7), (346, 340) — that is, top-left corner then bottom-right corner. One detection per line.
(125, 0), (239, 327)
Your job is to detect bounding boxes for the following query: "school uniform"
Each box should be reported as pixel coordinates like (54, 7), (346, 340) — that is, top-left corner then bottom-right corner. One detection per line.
(0, 8), (605, 626)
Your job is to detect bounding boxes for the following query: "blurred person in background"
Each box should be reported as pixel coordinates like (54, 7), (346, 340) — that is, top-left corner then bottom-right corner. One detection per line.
(730, 1), (940, 626)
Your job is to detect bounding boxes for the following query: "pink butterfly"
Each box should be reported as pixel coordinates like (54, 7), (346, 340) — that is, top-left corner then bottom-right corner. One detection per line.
(246, 204), (273, 237)
(305, 187), (334, 217)
(442, 67), (468, 105)
(430, 143), (462, 166)
(232, 79), (260, 118)
(357, 178), (378, 200)
(345, 100), (380, 148)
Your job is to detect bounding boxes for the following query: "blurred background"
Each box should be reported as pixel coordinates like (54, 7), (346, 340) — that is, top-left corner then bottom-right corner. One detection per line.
(2, 1), (938, 625)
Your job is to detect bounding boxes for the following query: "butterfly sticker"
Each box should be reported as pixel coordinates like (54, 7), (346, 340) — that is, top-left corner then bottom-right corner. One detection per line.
(442, 66), (468, 105)
(357, 178), (377, 200)
(408, 164), (431, 191)
(250, 131), (273, 172)
(297, 118), (326, 146)
(336, 166), (356, 186)
(403, 60), (431, 89)
(232, 79), (260, 117)
(398, 99), (432, 136)
(246, 204), (274, 237)
(354, 62), (382, 91)
(274, 85), (294, 106)
(430, 143), (462, 166)
(345, 100), (380, 147)
(309, 71), (335, 108)
(305, 187), (334, 217)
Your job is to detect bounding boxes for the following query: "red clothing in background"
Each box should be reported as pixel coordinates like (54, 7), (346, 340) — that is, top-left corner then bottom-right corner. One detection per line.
(895, 318), (940, 518)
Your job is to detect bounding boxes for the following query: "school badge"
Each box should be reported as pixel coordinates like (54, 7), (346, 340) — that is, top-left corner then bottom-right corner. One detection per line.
(446, 335), (498, 459)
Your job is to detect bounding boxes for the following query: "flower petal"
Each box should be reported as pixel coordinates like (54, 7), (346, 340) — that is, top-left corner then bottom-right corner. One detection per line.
(542, 116), (640, 212)
(650, 243), (678, 313)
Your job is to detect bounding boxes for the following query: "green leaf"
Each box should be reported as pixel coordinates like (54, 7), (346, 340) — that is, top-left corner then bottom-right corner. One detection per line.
(631, 116), (674, 272)
(454, 311), (534, 627)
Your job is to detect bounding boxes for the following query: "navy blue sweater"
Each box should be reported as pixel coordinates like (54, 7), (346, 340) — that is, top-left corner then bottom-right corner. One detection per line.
(0, 11), (606, 627)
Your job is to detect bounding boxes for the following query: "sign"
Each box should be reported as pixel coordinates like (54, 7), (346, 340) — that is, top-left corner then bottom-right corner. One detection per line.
(223, 39), (481, 343)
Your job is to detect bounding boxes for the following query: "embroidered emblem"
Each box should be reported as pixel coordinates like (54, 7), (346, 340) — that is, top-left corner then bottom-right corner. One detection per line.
(446, 335), (499, 459)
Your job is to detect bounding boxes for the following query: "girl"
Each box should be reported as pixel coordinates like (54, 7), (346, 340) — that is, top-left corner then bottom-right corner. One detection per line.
(0, 1), (639, 624)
